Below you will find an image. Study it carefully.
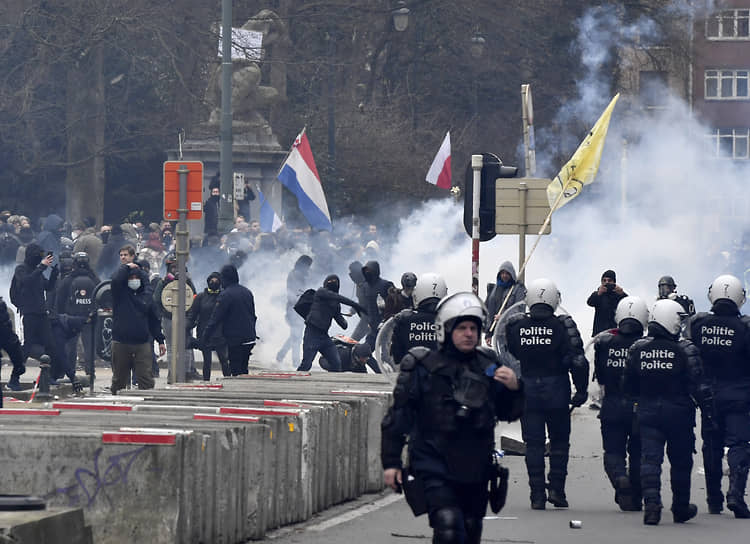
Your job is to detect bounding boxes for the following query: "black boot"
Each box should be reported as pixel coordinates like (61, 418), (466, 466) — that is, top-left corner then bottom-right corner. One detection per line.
(530, 491), (546, 510)
(672, 503), (698, 523)
(615, 476), (637, 511)
(547, 488), (568, 508)
(643, 504), (661, 525)
(727, 469), (750, 519)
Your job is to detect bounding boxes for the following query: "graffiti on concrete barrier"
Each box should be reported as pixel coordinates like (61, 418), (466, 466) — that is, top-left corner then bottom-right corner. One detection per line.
(45, 445), (160, 508)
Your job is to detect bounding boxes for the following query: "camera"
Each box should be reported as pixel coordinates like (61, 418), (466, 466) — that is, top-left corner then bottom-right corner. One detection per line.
(605, 283), (615, 292)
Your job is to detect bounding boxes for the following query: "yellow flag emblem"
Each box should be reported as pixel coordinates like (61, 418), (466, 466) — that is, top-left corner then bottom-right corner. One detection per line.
(547, 94), (619, 212)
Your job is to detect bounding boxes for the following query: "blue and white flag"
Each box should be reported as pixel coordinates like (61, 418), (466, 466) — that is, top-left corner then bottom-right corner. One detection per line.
(257, 188), (282, 233)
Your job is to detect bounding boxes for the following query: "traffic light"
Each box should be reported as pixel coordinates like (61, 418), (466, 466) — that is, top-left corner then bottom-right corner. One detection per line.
(463, 153), (518, 241)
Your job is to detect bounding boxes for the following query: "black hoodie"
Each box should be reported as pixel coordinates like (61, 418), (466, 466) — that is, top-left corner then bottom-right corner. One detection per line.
(187, 272), (225, 345)
(12, 243), (57, 314)
(360, 260), (393, 327)
(201, 265), (257, 346)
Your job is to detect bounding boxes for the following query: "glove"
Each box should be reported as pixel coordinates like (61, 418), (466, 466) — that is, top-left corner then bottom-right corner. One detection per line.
(570, 391), (588, 408)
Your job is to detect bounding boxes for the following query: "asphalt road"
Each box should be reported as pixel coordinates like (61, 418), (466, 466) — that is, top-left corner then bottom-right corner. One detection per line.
(262, 407), (749, 544)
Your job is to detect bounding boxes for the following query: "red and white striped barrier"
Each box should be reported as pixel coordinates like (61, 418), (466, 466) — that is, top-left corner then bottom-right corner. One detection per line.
(193, 413), (260, 423)
(52, 402), (133, 412)
(0, 408), (60, 416)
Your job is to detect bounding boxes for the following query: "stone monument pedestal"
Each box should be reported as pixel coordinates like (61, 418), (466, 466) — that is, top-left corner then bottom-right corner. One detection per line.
(167, 122), (287, 241)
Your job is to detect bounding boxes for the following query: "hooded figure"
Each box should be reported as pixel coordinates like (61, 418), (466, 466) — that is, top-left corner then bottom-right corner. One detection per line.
(297, 274), (366, 372)
(361, 261), (394, 348)
(187, 271), (230, 380)
(36, 214), (65, 268)
(9, 242), (59, 387)
(484, 261), (526, 341)
(200, 264), (257, 376)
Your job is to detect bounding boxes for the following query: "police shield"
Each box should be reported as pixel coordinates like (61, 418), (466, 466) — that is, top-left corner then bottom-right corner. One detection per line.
(490, 300), (526, 376)
(374, 315), (398, 383)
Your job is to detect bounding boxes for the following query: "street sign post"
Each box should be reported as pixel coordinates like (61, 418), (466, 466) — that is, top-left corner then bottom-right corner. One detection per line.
(163, 161), (202, 383)
(163, 161), (204, 221)
(495, 178), (551, 283)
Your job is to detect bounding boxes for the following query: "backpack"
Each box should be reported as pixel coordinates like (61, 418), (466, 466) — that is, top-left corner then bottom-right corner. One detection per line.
(293, 289), (316, 319)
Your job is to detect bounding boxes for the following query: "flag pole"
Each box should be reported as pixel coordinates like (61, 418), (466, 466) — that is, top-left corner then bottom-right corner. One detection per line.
(276, 126), (305, 178)
(488, 179), (568, 334)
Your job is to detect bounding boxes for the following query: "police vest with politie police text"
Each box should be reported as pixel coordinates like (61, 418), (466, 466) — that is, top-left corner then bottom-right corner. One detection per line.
(628, 337), (689, 399)
(594, 330), (642, 394)
(391, 308), (439, 364)
(506, 314), (569, 378)
(689, 312), (750, 382)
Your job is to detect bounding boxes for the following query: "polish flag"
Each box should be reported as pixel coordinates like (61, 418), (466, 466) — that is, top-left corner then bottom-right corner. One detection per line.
(425, 131), (451, 189)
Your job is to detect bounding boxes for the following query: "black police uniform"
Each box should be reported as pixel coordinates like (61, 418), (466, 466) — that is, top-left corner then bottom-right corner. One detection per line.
(381, 344), (523, 544)
(686, 300), (750, 516)
(391, 299), (439, 365)
(661, 294), (695, 317)
(504, 306), (588, 506)
(593, 327), (643, 510)
(625, 323), (712, 522)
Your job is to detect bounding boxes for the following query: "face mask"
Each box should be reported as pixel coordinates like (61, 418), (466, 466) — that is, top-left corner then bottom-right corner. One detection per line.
(208, 282), (220, 292)
(128, 279), (141, 291)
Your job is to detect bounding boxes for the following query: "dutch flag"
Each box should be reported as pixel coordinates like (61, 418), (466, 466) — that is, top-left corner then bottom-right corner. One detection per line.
(257, 188), (282, 233)
(277, 128), (332, 231)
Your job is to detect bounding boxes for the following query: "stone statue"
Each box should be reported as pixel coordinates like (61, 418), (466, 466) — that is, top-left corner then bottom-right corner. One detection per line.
(205, 9), (289, 129)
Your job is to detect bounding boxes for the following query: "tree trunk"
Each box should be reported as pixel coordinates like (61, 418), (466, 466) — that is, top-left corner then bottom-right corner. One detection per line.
(65, 44), (105, 227)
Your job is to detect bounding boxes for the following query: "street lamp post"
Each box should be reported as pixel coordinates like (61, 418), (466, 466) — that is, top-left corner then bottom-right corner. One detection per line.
(470, 31), (485, 147)
(392, 1), (410, 32)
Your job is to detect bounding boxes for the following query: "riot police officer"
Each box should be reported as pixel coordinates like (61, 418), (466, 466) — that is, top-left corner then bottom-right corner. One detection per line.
(685, 274), (750, 518)
(503, 278), (588, 509)
(593, 296), (648, 511)
(390, 273), (448, 364)
(381, 292), (523, 544)
(625, 299), (713, 525)
(657, 275), (695, 317)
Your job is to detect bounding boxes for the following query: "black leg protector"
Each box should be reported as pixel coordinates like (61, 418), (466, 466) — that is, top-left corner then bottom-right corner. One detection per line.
(463, 516), (483, 544)
(430, 507), (464, 544)
(603, 453), (627, 489)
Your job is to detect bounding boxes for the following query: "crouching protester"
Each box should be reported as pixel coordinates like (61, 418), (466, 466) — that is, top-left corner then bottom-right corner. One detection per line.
(381, 292), (524, 544)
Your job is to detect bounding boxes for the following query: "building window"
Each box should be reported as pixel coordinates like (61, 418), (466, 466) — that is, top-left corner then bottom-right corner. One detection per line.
(706, 128), (750, 159)
(706, 9), (750, 39)
(705, 69), (750, 99)
(639, 71), (668, 110)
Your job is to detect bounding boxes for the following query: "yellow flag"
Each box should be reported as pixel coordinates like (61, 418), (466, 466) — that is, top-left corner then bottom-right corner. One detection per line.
(547, 94), (619, 212)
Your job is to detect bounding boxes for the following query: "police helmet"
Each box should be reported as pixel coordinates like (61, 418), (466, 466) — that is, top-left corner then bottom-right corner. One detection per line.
(615, 296), (649, 330)
(649, 299), (684, 336)
(434, 292), (487, 347)
(413, 273), (448, 306)
(707, 274), (746, 308)
(400, 272), (417, 290)
(524, 278), (560, 311)
(657, 275), (676, 298)
(73, 251), (89, 268)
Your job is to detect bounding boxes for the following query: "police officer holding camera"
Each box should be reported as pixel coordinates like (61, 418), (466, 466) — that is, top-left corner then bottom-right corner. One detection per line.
(381, 292), (523, 544)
